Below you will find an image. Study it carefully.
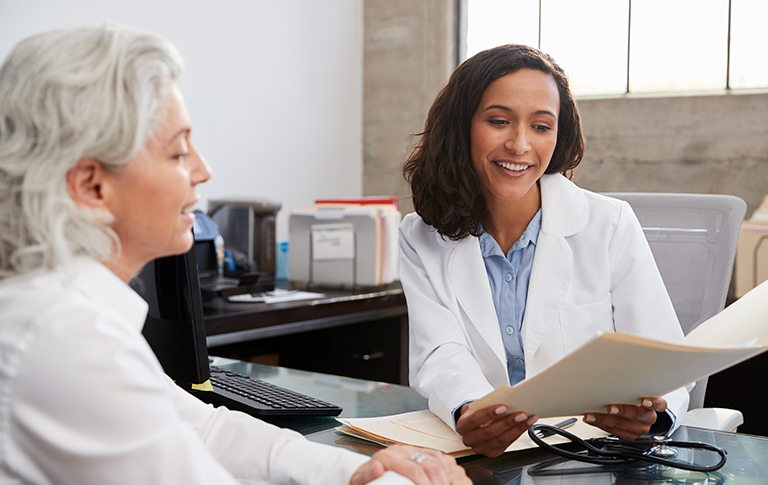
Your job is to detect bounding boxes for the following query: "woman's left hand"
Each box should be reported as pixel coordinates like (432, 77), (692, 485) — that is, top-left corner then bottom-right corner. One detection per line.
(582, 397), (667, 441)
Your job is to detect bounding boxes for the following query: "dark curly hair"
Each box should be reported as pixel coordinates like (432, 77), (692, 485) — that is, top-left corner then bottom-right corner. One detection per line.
(403, 44), (585, 240)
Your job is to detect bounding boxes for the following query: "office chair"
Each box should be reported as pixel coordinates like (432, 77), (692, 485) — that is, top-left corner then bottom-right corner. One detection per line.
(604, 192), (747, 432)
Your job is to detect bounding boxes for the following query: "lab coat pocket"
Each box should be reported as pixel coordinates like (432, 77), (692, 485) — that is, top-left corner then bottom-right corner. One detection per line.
(558, 294), (614, 353)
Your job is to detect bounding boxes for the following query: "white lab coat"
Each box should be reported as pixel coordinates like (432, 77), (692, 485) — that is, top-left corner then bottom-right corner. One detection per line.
(399, 173), (690, 432)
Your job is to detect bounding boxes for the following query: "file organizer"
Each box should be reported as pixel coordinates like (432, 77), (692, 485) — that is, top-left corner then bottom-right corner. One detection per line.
(289, 205), (400, 288)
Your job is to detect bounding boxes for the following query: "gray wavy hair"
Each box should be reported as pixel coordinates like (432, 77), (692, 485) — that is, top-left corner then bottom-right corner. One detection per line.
(0, 25), (184, 278)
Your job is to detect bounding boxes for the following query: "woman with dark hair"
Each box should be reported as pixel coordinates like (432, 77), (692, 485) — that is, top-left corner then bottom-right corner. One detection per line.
(400, 44), (689, 457)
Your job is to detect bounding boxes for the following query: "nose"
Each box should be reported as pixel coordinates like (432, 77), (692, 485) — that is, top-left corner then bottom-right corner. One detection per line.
(504, 123), (531, 155)
(187, 143), (212, 185)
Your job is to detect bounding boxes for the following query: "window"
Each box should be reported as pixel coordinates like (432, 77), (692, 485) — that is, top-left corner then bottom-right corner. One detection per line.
(729, 0), (768, 89)
(460, 0), (768, 96)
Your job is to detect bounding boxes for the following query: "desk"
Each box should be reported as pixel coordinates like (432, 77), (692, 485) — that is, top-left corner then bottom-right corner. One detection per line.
(212, 357), (768, 484)
(204, 282), (409, 384)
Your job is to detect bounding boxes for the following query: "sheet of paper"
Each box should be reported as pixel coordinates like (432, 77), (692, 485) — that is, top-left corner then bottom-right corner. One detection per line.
(684, 278), (768, 347)
(337, 410), (608, 456)
(310, 223), (355, 261)
(227, 289), (326, 303)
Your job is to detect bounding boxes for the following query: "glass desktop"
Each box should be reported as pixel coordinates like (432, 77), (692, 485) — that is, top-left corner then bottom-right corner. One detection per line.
(212, 357), (768, 484)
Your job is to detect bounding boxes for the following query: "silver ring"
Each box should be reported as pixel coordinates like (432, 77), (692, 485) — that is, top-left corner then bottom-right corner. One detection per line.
(409, 452), (426, 465)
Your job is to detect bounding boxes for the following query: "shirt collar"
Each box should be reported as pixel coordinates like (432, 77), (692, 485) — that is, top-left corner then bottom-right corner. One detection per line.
(69, 256), (149, 332)
(479, 208), (543, 258)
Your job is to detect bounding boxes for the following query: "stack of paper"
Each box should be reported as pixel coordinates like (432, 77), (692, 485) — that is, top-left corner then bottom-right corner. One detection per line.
(289, 198), (401, 287)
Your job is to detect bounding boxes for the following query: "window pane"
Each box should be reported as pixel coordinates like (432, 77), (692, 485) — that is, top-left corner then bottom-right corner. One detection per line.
(630, 0), (729, 93)
(465, 0), (539, 59)
(729, 0), (768, 89)
(540, 0), (629, 96)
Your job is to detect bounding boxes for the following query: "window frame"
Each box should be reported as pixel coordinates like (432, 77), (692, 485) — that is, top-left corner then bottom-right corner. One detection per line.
(457, 0), (767, 97)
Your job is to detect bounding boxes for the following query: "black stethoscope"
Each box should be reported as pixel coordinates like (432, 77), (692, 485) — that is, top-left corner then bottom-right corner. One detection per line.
(527, 423), (728, 473)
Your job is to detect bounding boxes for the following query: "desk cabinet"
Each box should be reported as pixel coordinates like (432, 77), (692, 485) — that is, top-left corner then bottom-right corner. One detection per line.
(203, 283), (409, 385)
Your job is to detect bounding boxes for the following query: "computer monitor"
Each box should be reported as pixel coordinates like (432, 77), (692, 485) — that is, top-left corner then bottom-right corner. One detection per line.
(129, 234), (344, 418)
(130, 244), (210, 386)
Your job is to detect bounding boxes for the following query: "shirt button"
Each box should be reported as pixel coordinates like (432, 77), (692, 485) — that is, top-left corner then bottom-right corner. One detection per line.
(505, 273), (513, 282)
(516, 358), (524, 365)
(505, 326), (514, 335)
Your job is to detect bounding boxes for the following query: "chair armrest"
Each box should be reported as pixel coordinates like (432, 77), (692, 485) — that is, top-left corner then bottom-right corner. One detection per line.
(683, 407), (744, 433)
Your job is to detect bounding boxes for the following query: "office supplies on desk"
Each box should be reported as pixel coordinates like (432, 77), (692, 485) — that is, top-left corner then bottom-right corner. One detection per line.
(193, 210), (273, 299)
(336, 410), (607, 457)
(469, 279), (768, 419)
(132, 242), (343, 418)
(289, 203), (401, 288)
(534, 417), (577, 438)
(208, 197), (282, 279)
(206, 366), (341, 416)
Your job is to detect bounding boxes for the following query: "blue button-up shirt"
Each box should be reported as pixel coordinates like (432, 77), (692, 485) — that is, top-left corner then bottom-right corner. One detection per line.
(479, 209), (542, 386)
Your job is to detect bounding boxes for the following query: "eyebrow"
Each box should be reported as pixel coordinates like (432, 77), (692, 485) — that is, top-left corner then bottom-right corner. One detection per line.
(165, 127), (190, 144)
(482, 104), (557, 119)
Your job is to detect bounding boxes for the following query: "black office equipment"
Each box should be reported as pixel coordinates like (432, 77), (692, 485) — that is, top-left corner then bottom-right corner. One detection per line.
(131, 241), (342, 418)
(193, 210), (274, 300)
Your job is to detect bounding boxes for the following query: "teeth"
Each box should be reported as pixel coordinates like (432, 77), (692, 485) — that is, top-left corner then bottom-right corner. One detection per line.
(495, 161), (529, 172)
(182, 205), (196, 214)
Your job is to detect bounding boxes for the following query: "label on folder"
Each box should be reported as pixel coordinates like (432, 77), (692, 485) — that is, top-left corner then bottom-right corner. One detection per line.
(311, 223), (355, 261)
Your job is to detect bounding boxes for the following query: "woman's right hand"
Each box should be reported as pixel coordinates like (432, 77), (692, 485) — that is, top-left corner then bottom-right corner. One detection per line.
(350, 445), (470, 485)
(456, 404), (538, 457)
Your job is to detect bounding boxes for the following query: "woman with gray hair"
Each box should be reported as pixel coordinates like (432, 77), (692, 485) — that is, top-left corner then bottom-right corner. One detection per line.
(0, 25), (469, 485)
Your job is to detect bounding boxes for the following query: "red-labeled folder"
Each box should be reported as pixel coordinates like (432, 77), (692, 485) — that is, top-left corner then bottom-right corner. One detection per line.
(314, 196), (399, 211)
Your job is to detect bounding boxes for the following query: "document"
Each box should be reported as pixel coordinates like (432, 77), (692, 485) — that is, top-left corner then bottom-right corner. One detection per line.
(337, 410), (609, 457)
(338, 280), (768, 457)
(468, 279), (768, 418)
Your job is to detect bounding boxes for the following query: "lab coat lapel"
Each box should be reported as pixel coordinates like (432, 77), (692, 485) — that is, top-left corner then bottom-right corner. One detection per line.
(522, 174), (587, 360)
(447, 236), (508, 369)
(523, 224), (572, 359)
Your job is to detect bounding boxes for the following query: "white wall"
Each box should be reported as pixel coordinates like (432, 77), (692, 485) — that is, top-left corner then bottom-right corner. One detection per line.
(0, 0), (364, 242)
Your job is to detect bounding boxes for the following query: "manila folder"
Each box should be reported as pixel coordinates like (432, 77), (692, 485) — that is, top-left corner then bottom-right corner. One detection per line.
(468, 332), (765, 418)
(470, 278), (768, 417)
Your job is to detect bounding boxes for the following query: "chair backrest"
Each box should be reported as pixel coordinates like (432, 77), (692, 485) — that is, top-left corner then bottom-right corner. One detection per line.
(603, 193), (747, 409)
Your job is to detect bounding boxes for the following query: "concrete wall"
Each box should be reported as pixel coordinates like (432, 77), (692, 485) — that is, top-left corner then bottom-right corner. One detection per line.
(363, 0), (455, 215)
(362, 3), (768, 220)
(573, 92), (768, 218)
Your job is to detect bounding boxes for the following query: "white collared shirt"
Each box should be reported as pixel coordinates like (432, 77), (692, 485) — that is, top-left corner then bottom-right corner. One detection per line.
(0, 257), (387, 484)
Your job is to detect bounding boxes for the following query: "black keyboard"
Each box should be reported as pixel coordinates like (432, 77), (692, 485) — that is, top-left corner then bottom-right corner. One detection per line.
(195, 366), (342, 417)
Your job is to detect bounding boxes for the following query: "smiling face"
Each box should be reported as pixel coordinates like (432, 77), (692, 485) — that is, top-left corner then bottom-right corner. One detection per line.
(102, 84), (211, 274)
(470, 68), (560, 219)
